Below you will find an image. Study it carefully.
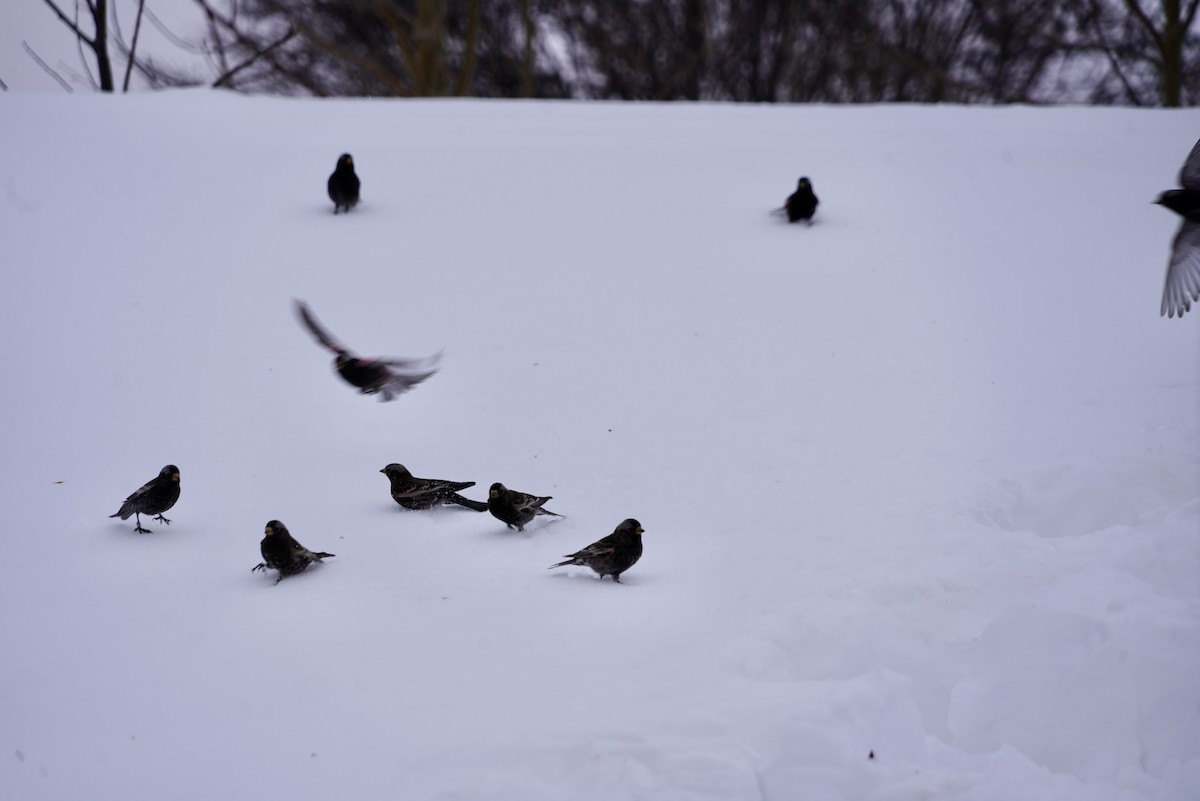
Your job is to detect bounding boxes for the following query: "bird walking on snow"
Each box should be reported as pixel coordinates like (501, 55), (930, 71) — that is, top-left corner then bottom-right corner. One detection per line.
(487, 482), (562, 531)
(328, 153), (361, 214)
(1154, 138), (1200, 318)
(252, 520), (335, 584)
(784, 177), (819, 223)
(549, 518), (644, 583)
(380, 463), (488, 512)
(109, 464), (180, 534)
(295, 299), (440, 401)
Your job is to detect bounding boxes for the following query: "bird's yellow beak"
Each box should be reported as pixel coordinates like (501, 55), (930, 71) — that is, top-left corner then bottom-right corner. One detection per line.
(172, 473), (180, 481)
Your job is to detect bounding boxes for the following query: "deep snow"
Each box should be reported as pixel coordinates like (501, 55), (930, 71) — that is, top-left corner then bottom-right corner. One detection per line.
(0, 92), (1197, 801)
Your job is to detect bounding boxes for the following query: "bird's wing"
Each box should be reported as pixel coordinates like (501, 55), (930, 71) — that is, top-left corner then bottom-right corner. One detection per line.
(294, 543), (331, 561)
(391, 478), (462, 498)
(378, 368), (438, 401)
(295, 300), (350, 356)
(1179, 139), (1200, 191)
(1162, 220), (1200, 318)
(572, 533), (617, 559)
(510, 490), (549, 511)
(122, 476), (157, 504)
(376, 350), (443, 371)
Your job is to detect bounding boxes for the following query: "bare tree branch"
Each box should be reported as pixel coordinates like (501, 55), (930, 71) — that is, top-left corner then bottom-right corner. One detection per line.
(145, 5), (209, 54)
(22, 40), (74, 92)
(1122, 0), (1167, 53)
(193, 0), (328, 95)
(1185, 0), (1200, 29)
(39, 0), (94, 45)
(213, 27), (296, 88)
(123, 0), (147, 92)
(74, 1), (99, 90)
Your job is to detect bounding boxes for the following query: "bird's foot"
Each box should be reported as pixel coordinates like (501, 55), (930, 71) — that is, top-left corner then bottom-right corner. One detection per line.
(153, 514), (171, 525)
(252, 563), (267, 573)
(134, 525), (152, 534)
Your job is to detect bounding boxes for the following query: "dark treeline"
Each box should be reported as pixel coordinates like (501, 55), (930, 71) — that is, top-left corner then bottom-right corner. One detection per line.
(57, 0), (1200, 104)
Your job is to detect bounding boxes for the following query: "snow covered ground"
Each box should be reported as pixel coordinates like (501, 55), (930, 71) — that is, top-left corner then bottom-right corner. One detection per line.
(0, 92), (1197, 800)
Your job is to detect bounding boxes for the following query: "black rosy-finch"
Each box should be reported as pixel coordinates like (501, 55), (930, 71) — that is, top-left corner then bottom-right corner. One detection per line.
(785, 177), (819, 223)
(1154, 138), (1200, 318)
(252, 520), (335, 584)
(549, 518), (644, 583)
(487, 482), (562, 531)
(380, 463), (488, 512)
(327, 153), (361, 214)
(109, 464), (180, 534)
(295, 299), (440, 401)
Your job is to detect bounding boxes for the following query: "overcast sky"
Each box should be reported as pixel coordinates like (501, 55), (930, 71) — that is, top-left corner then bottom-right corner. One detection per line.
(1, 0), (211, 91)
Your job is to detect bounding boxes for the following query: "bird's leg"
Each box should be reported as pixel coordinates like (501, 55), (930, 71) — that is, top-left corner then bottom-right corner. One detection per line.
(612, 574), (621, 583)
(133, 513), (151, 534)
(153, 514), (171, 525)
(274, 575), (284, 585)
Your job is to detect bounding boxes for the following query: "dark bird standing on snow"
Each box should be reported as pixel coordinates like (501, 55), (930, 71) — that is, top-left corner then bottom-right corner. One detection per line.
(380, 463), (488, 512)
(252, 520), (335, 584)
(1154, 138), (1200, 318)
(487, 482), (563, 531)
(327, 153), (360, 214)
(295, 299), (440, 401)
(784, 177), (819, 223)
(549, 518), (644, 583)
(109, 465), (180, 534)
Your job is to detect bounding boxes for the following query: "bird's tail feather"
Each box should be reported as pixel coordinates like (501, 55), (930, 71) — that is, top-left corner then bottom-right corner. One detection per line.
(450, 495), (489, 512)
(538, 508), (564, 518)
(548, 557), (577, 569)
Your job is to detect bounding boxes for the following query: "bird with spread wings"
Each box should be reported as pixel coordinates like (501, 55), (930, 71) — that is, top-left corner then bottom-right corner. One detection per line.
(295, 300), (441, 401)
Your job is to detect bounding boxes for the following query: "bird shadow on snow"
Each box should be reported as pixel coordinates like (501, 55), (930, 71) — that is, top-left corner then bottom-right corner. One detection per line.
(107, 522), (181, 540)
(769, 211), (838, 229)
(546, 569), (643, 587)
(482, 516), (566, 540)
(251, 564), (333, 588)
(303, 202), (381, 219)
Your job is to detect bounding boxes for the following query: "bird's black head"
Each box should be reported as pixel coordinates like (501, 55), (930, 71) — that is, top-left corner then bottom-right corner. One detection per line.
(160, 465), (180, 482)
(264, 520), (286, 537)
(335, 354), (355, 371)
(617, 518), (644, 536)
(797, 177), (812, 190)
(489, 482), (506, 498)
(336, 153), (355, 171)
(381, 463), (411, 478)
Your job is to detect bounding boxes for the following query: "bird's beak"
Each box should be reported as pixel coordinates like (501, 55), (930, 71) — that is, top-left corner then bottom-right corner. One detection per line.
(379, 468), (386, 474)
(172, 473), (179, 481)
